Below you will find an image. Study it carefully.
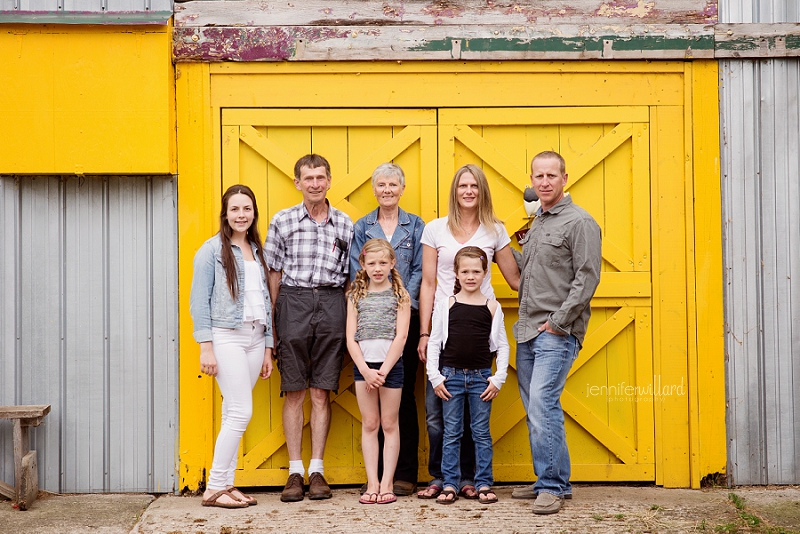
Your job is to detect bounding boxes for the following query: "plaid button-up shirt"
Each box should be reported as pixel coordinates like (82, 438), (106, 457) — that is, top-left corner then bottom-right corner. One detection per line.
(265, 201), (354, 288)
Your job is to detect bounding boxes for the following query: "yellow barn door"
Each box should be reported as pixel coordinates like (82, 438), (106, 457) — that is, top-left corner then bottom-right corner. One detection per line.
(221, 105), (655, 486)
(438, 107), (655, 482)
(219, 108), (437, 485)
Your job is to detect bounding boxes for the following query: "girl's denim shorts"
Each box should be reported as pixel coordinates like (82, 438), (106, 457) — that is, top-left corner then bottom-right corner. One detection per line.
(353, 358), (404, 389)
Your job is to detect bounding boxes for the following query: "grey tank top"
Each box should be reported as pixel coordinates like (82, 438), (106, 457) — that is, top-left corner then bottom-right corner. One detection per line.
(354, 289), (398, 341)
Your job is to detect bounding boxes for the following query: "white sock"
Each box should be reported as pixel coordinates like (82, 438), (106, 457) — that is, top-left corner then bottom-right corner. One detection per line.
(289, 460), (305, 477)
(309, 458), (324, 476)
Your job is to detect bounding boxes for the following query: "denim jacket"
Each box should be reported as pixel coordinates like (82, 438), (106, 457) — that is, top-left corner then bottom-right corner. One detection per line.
(350, 207), (425, 310)
(189, 234), (274, 347)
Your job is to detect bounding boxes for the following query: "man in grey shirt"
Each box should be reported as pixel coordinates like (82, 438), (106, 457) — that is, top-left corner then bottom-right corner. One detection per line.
(512, 151), (601, 515)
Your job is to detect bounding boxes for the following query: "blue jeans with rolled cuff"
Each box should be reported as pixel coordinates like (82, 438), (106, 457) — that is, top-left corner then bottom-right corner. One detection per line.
(516, 331), (578, 498)
(425, 379), (475, 490)
(440, 366), (494, 492)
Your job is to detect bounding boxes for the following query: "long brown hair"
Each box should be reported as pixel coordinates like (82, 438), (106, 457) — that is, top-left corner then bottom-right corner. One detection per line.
(447, 164), (503, 237)
(348, 238), (410, 307)
(452, 246), (488, 295)
(219, 184), (266, 300)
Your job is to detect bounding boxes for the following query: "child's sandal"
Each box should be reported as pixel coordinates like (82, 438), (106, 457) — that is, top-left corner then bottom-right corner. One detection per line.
(417, 484), (442, 499)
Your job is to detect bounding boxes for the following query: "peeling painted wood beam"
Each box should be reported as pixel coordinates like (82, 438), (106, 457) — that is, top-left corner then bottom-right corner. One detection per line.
(715, 23), (800, 58)
(174, 0), (719, 28)
(173, 24), (715, 62)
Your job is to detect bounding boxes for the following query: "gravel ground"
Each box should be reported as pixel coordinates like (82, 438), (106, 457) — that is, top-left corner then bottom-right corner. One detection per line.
(2, 484), (798, 534)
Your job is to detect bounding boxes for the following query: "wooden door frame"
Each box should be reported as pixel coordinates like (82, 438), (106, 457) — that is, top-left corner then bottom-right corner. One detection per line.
(176, 61), (724, 491)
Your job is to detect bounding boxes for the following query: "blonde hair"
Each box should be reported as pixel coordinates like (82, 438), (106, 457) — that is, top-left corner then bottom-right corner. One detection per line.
(531, 150), (566, 175)
(447, 164), (503, 237)
(452, 246), (488, 295)
(347, 238), (410, 307)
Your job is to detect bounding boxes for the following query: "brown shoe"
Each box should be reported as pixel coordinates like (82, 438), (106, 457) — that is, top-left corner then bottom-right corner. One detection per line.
(280, 473), (305, 502)
(308, 472), (332, 500)
(393, 480), (417, 496)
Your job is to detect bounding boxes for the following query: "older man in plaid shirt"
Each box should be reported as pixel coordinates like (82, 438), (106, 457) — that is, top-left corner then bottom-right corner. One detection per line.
(265, 154), (354, 503)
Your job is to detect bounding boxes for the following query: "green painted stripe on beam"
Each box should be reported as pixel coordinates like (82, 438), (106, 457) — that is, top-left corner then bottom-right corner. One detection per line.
(412, 35), (714, 53)
(716, 35), (800, 51)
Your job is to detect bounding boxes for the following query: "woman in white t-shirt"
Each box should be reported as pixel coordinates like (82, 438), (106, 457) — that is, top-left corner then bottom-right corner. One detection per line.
(416, 164), (520, 499)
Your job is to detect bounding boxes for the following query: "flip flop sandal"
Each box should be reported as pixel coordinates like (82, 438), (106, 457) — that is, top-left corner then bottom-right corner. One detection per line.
(227, 486), (257, 506)
(417, 484), (443, 499)
(459, 485), (479, 500)
(478, 488), (498, 504)
(202, 489), (248, 509)
(359, 492), (378, 504)
(436, 488), (458, 505)
(377, 492), (397, 504)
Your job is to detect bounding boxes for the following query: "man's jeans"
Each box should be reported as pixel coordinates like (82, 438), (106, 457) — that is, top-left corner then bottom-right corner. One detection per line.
(440, 367), (494, 491)
(516, 331), (578, 497)
(425, 380), (475, 489)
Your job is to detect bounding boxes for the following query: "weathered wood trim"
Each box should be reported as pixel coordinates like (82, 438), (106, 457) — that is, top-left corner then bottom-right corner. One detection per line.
(171, 3), (800, 61)
(715, 23), (800, 58)
(173, 24), (715, 62)
(174, 0), (718, 27)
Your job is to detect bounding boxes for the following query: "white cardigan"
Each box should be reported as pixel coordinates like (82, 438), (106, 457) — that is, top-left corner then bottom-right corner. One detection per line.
(426, 297), (510, 390)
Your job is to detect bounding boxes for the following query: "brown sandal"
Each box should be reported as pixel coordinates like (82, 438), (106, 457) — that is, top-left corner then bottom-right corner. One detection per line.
(227, 486), (257, 506)
(417, 483), (442, 499)
(201, 489), (248, 509)
(436, 488), (458, 505)
(478, 487), (498, 504)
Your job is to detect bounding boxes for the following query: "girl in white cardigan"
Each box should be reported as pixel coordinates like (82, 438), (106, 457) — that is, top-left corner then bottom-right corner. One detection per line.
(426, 246), (509, 505)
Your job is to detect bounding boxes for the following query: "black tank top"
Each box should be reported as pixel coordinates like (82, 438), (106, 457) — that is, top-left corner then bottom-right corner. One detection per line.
(441, 299), (493, 369)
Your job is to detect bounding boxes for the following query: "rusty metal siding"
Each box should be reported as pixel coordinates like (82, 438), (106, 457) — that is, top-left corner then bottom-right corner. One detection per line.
(720, 57), (800, 485)
(0, 176), (177, 493)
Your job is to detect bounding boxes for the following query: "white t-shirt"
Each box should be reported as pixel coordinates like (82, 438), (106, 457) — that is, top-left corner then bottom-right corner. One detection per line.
(420, 217), (511, 307)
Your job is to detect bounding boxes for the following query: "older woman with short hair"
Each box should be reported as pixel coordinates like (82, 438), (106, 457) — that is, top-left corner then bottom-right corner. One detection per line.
(350, 163), (425, 495)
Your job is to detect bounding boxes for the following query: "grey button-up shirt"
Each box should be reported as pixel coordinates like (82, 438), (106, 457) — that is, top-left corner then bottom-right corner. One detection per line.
(514, 195), (602, 345)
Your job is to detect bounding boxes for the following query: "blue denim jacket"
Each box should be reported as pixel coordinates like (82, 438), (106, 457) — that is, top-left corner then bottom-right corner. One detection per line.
(350, 207), (425, 310)
(189, 234), (274, 346)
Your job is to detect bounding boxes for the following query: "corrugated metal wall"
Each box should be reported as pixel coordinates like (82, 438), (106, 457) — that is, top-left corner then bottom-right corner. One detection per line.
(0, 175), (178, 493)
(720, 0), (800, 485)
(0, 0), (172, 13)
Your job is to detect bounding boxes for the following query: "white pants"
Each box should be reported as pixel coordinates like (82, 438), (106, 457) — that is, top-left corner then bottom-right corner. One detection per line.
(208, 321), (265, 490)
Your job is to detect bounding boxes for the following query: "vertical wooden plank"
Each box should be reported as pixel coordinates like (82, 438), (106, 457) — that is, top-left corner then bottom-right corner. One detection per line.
(635, 308), (655, 466)
(652, 104), (691, 488)
(682, 63), (702, 489)
(691, 60), (726, 481)
(221, 125), (240, 192)
(632, 123), (651, 272)
(437, 123), (455, 219)
(177, 62), (216, 491)
(649, 109), (664, 487)
(419, 124), (440, 223)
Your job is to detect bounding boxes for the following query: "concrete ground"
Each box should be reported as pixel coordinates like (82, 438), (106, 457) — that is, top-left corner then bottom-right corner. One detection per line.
(1, 485), (798, 534)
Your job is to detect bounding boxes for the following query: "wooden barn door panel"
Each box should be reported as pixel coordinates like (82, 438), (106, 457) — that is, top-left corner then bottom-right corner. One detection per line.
(220, 108), (437, 486)
(438, 108), (655, 482)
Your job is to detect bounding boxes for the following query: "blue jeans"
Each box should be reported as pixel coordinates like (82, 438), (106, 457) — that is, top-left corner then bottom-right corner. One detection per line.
(425, 380), (475, 489)
(440, 367), (494, 491)
(516, 331), (578, 497)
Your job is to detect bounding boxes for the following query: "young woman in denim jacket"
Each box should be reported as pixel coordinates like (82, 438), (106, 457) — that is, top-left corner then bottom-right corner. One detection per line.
(190, 184), (274, 509)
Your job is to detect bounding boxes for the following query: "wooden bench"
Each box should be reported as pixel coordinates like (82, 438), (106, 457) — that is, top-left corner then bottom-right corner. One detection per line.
(0, 405), (51, 511)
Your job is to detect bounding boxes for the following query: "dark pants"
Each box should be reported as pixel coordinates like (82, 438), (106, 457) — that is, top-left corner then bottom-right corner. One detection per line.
(376, 312), (421, 483)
